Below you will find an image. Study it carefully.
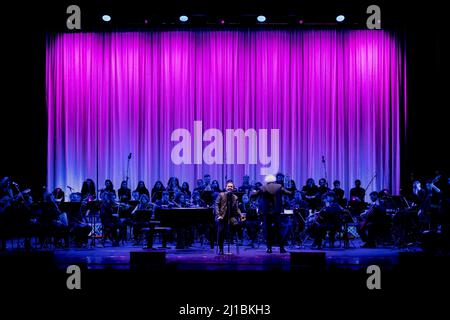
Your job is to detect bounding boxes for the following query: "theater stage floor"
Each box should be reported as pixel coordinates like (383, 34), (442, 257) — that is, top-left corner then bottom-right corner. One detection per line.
(3, 239), (421, 271)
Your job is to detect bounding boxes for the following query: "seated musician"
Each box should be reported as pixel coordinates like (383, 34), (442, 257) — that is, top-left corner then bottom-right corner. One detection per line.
(134, 181), (150, 200)
(155, 191), (177, 208)
(180, 182), (191, 200)
(318, 178), (331, 198)
(100, 195), (126, 246)
(418, 179), (442, 231)
(301, 178), (321, 210)
(358, 191), (389, 248)
(193, 179), (205, 193)
(40, 193), (70, 248)
(100, 179), (116, 201)
(238, 175), (253, 195)
(239, 193), (259, 247)
(69, 205), (91, 247)
(309, 192), (343, 249)
(191, 191), (206, 207)
(332, 180), (346, 208)
(81, 179), (97, 202)
(289, 190), (310, 236)
(174, 193), (191, 208)
(151, 181), (165, 202)
(118, 180), (132, 203)
(131, 194), (153, 245)
(167, 177), (181, 201)
(349, 179), (366, 214)
(52, 187), (65, 203)
(285, 178), (297, 200)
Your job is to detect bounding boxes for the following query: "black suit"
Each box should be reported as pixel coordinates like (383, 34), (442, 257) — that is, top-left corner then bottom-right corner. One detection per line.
(253, 183), (291, 251)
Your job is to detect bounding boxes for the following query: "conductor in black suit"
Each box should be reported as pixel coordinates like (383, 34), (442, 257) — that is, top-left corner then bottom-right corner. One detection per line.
(252, 174), (292, 253)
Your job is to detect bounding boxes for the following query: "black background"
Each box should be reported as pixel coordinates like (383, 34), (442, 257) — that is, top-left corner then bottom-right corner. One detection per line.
(0, 1), (448, 314)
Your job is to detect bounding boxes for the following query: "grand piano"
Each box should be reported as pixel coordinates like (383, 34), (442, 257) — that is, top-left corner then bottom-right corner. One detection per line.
(153, 207), (214, 249)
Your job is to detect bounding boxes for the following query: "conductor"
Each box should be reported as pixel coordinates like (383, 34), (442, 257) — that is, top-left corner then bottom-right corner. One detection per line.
(252, 174), (292, 253)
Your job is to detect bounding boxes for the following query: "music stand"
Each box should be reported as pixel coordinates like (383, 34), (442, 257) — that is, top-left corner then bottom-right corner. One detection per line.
(85, 200), (101, 247)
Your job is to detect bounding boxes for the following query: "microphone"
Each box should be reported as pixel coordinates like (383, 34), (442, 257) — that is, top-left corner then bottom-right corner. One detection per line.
(128, 153), (132, 160)
(12, 182), (19, 186)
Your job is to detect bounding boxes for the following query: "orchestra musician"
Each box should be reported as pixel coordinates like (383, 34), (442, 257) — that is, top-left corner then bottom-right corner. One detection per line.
(151, 181), (165, 202)
(100, 193), (126, 247)
(100, 179), (116, 201)
(289, 190), (310, 241)
(318, 178), (330, 198)
(332, 180), (346, 208)
(81, 179), (96, 202)
(349, 179), (366, 214)
(180, 182), (191, 200)
(418, 178), (442, 230)
(134, 181), (150, 199)
(214, 181), (243, 255)
(118, 180), (132, 203)
(358, 191), (389, 248)
(155, 191), (178, 208)
(238, 175), (253, 195)
(131, 194), (153, 245)
(308, 191), (343, 249)
(239, 193), (259, 247)
(301, 178), (320, 210)
(252, 175), (292, 254)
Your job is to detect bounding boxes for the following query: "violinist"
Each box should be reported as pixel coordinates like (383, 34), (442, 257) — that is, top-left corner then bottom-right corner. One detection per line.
(358, 191), (388, 248)
(309, 192), (342, 249)
(131, 194), (153, 245)
(100, 193), (126, 247)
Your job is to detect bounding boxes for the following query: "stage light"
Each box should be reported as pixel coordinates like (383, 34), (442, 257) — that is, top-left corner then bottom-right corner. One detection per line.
(336, 15), (345, 22)
(144, 19), (149, 24)
(220, 20), (225, 25)
(102, 15), (111, 22)
(257, 15), (266, 23)
(299, 20), (304, 24)
(179, 15), (189, 22)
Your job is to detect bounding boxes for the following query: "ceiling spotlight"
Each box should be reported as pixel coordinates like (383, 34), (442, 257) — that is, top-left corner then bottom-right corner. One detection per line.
(179, 15), (189, 22)
(102, 15), (111, 22)
(220, 20), (225, 25)
(257, 15), (266, 23)
(336, 15), (345, 22)
(299, 19), (304, 24)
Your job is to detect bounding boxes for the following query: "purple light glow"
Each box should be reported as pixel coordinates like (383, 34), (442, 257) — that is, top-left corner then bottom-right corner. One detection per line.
(46, 30), (405, 196)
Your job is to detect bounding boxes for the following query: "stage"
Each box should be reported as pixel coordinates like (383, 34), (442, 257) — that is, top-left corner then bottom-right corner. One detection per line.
(1, 239), (418, 271)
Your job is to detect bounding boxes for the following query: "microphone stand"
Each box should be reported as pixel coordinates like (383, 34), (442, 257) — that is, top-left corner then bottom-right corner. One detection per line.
(126, 153), (132, 186)
(321, 156), (328, 182)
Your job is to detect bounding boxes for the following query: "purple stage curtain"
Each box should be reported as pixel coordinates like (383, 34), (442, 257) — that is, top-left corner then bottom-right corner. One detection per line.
(46, 30), (405, 197)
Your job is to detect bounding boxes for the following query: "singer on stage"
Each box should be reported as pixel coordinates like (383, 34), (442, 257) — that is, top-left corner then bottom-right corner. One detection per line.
(214, 181), (242, 255)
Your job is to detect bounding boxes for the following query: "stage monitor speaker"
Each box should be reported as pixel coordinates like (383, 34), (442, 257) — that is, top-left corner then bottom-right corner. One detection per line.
(130, 250), (166, 268)
(290, 252), (326, 270)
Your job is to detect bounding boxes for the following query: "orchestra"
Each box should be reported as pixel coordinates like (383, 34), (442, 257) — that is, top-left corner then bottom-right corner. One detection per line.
(1, 172), (449, 254)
